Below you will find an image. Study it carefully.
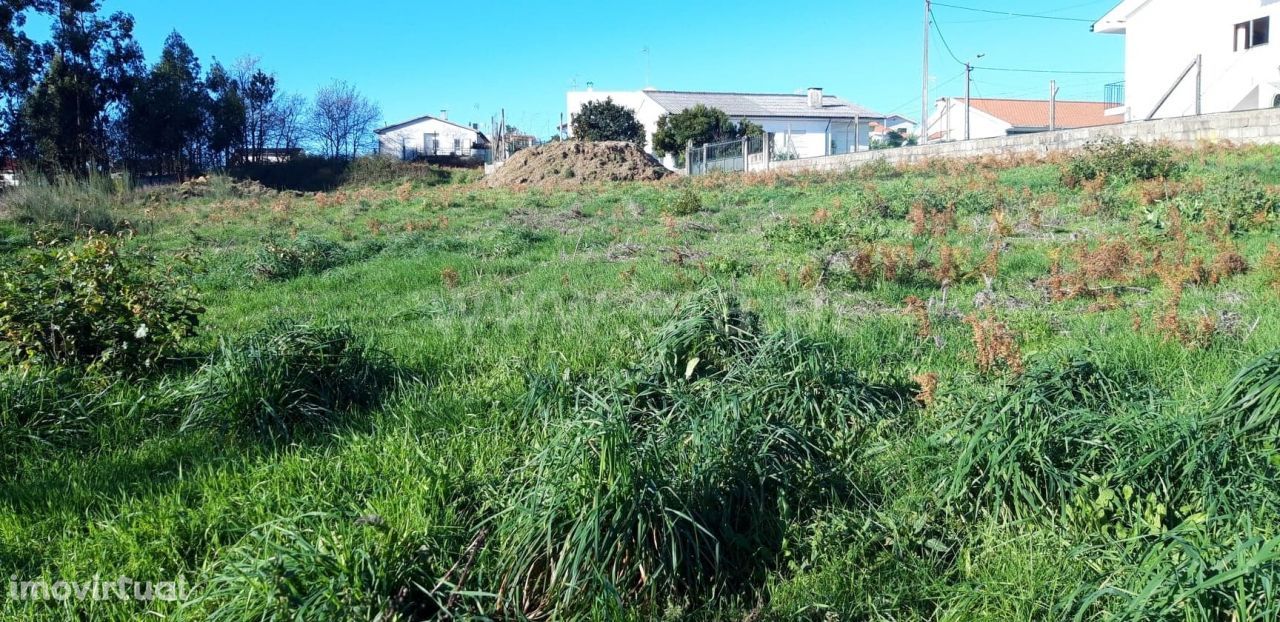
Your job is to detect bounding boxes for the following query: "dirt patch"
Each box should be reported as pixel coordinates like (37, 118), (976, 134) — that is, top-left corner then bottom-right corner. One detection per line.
(485, 141), (672, 188)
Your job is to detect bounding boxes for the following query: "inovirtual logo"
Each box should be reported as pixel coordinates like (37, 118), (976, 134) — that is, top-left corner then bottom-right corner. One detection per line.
(7, 575), (191, 602)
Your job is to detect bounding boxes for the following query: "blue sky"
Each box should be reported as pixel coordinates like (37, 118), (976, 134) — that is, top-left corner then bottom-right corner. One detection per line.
(86, 0), (1125, 137)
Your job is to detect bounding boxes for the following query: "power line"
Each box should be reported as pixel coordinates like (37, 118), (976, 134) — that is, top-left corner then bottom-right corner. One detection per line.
(932, 9), (1122, 75)
(975, 66), (1123, 75)
(930, 1), (1096, 23)
(929, 8), (965, 66)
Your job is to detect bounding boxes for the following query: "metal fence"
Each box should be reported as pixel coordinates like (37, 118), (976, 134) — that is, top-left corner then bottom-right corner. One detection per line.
(688, 135), (766, 175)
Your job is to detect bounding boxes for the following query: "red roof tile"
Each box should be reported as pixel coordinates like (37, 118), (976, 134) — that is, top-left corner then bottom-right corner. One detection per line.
(968, 98), (1122, 129)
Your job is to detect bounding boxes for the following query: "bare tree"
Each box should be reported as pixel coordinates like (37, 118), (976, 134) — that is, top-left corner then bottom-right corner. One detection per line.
(306, 80), (380, 158)
(270, 92), (306, 151)
(232, 56), (276, 162)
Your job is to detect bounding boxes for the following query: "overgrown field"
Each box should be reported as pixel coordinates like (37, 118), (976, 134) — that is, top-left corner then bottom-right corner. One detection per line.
(3, 141), (1280, 620)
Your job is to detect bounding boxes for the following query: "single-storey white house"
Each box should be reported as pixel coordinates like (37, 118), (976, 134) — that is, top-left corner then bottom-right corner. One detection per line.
(375, 114), (492, 161)
(925, 97), (1122, 142)
(565, 87), (884, 165)
(1094, 0), (1280, 121)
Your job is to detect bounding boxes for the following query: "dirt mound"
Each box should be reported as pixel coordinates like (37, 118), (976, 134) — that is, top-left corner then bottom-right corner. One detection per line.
(485, 141), (672, 187)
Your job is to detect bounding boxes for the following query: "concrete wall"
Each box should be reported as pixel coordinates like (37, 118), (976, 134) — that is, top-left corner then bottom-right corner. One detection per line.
(1102, 0), (1280, 121)
(767, 107), (1280, 173)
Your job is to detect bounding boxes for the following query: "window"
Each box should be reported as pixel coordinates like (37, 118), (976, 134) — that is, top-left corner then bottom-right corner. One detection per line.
(1236, 16), (1270, 50)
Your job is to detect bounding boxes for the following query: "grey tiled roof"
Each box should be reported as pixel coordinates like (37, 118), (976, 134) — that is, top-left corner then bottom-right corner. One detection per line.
(644, 90), (884, 119)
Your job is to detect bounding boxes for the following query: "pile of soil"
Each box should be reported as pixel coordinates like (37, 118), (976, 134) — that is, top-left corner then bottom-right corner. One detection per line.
(484, 141), (672, 187)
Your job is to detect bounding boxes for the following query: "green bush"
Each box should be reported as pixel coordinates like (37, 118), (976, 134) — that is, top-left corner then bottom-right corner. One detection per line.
(183, 322), (404, 442)
(1181, 177), (1280, 230)
(0, 232), (203, 373)
(250, 235), (350, 280)
(667, 188), (703, 215)
(1064, 138), (1184, 186)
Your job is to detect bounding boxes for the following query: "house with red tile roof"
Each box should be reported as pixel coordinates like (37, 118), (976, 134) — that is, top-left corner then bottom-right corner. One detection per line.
(925, 97), (1122, 142)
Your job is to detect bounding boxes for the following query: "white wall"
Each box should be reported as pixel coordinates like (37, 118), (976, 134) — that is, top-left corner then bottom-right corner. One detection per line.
(925, 98), (1011, 141)
(377, 118), (484, 159)
(1114, 0), (1280, 120)
(758, 118), (872, 158)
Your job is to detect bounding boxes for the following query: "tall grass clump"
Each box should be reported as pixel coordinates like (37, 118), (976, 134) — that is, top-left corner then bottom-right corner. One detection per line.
(1066, 521), (1280, 621)
(484, 289), (914, 618)
(185, 513), (442, 621)
(0, 172), (127, 234)
(0, 369), (104, 477)
(250, 235), (350, 280)
(183, 322), (403, 442)
(945, 356), (1142, 521)
(1213, 347), (1280, 438)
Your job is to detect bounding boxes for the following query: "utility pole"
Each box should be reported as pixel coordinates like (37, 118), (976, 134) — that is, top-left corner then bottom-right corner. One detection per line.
(921, 0), (930, 145)
(964, 61), (972, 141)
(1195, 54), (1203, 115)
(1049, 80), (1059, 131)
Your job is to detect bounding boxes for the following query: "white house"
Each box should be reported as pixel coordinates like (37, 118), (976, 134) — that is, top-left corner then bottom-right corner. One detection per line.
(375, 114), (492, 161)
(566, 87), (884, 165)
(1095, 0), (1280, 121)
(925, 97), (1121, 142)
(1, 160), (16, 188)
(870, 115), (918, 142)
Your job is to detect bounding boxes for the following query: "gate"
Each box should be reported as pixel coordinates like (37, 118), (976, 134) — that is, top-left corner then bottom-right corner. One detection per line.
(688, 135), (767, 175)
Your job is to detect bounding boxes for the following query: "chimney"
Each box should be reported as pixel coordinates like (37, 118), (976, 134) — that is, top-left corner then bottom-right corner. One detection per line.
(807, 87), (823, 109)
(439, 109), (448, 120)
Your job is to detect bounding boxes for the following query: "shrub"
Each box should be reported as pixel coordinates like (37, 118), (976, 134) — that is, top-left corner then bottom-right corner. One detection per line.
(231, 156), (450, 192)
(1064, 139), (1184, 186)
(183, 322), (403, 442)
(667, 188), (703, 215)
(0, 232), (203, 373)
(250, 235), (350, 280)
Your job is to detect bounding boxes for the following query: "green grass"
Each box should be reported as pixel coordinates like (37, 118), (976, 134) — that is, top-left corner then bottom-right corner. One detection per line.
(3, 144), (1280, 620)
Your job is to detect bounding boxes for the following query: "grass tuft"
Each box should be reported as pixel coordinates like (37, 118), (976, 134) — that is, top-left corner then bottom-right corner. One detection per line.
(183, 322), (404, 442)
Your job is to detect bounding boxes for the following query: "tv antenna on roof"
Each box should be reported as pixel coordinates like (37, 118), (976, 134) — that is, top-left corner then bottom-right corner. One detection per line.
(642, 46), (652, 89)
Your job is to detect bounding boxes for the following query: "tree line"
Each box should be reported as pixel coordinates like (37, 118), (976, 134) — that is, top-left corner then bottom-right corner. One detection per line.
(0, 1), (381, 177)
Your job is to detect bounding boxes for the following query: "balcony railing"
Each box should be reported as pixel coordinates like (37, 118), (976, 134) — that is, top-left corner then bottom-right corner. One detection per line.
(1104, 81), (1125, 107)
